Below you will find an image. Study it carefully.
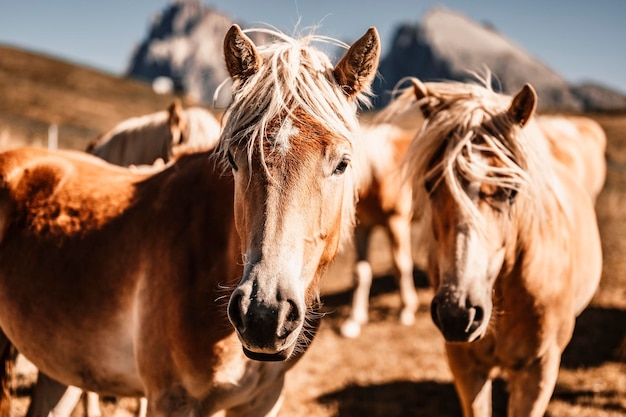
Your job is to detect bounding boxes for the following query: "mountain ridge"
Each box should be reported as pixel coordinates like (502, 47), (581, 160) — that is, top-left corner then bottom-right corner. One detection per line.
(372, 7), (626, 111)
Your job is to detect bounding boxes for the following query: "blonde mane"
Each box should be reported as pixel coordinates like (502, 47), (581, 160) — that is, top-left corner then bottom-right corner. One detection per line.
(217, 28), (372, 246)
(217, 28), (371, 164)
(404, 79), (564, 232)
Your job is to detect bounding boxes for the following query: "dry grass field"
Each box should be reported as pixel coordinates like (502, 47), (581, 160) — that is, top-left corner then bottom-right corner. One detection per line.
(2, 46), (626, 417)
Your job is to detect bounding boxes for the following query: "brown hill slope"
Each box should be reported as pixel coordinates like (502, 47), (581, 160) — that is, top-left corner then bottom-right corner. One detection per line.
(0, 44), (178, 150)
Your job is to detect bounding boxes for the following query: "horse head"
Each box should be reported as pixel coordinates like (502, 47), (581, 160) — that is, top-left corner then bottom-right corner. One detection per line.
(409, 79), (538, 342)
(221, 25), (380, 360)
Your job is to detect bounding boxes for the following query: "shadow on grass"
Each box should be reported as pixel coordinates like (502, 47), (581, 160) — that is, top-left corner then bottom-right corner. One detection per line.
(562, 305), (626, 368)
(321, 267), (429, 311)
(317, 379), (510, 417)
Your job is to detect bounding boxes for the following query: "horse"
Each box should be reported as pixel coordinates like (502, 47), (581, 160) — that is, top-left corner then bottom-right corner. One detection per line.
(0, 24), (380, 417)
(401, 78), (603, 416)
(20, 102), (222, 417)
(339, 118), (420, 338)
(86, 98), (222, 167)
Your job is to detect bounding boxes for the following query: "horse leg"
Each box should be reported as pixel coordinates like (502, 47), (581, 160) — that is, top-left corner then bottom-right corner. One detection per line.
(137, 397), (147, 417)
(445, 343), (492, 417)
(223, 375), (284, 417)
(506, 345), (561, 417)
(340, 226), (373, 338)
(145, 388), (196, 417)
(25, 373), (80, 417)
(29, 378), (103, 417)
(0, 331), (15, 417)
(387, 213), (418, 326)
(85, 392), (102, 417)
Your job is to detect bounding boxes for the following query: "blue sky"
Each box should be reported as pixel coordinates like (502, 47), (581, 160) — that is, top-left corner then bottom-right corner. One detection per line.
(0, 0), (624, 93)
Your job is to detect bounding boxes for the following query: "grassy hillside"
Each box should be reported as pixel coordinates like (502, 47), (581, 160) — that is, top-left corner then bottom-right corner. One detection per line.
(0, 44), (182, 151)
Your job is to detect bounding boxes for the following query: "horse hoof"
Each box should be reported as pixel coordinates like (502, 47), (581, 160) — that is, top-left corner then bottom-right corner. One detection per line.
(400, 310), (416, 326)
(340, 320), (362, 338)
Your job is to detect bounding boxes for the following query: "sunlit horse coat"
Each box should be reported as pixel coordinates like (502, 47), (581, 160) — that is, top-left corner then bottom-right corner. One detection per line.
(402, 78), (603, 416)
(23, 100), (225, 417)
(339, 118), (420, 338)
(0, 25), (380, 417)
(87, 99), (222, 167)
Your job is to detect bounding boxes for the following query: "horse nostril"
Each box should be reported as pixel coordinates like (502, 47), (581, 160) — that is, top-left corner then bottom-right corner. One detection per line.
(430, 297), (442, 328)
(228, 292), (246, 332)
(463, 305), (485, 333)
(276, 300), (301, 339)
(286, 299), (300, 323)
(473, 305), (484, 323)
(464, 298), (485, 326)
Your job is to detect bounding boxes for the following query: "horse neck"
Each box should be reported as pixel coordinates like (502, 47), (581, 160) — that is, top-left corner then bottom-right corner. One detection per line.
(156, 152), (242, 289)
(95, 123), (171, 167)
(356, 123), (411, 191)
(496, 172), (575, 305)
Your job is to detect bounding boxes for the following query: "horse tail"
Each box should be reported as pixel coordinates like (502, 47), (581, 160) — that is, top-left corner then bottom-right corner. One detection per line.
(0, 331), (15, 417)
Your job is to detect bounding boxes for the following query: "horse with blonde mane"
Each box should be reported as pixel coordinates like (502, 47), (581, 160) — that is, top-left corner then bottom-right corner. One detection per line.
(339, 118), (420, 338)
(401, 78), (602, 416)
(87, 99), (222, 166)
(0, 24), (380, 417)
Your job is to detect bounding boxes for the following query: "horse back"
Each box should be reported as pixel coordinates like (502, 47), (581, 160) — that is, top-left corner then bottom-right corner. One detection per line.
(537, 114), (607, 201)
(533, 117), (604, 313)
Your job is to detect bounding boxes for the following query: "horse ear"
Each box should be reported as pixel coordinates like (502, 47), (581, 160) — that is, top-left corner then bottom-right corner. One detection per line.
(224, 24), (262, 82)
(333, 27), (381, 98)
(411, 78), (434, 118)
(168, 99), (186, 145)
(507, 84), (537, 127)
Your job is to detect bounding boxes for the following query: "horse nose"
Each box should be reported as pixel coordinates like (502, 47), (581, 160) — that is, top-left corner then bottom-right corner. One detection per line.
(430, 291), (485, 342)
(228, 286), (303, 357)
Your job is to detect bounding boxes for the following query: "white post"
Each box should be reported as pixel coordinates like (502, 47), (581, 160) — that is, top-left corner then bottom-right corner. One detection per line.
(48, 124), (58, 151)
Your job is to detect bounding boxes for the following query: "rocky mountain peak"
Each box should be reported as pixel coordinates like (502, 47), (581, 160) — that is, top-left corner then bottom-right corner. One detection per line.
(127, 0), (243, 105)
(375, 8), (586, 111)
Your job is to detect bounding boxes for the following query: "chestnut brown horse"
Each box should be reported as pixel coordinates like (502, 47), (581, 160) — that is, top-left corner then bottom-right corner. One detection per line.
(402, 78), (602, 416)
(0, 24), (380, 417)
(21, 104), (222, 417)
(339, 119), (420, 338)
(22, 98), (223, 417)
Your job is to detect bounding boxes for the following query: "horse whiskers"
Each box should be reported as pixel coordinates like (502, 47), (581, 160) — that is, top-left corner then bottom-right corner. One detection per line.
(213, 282), (237, 330)
(213, 294), (230, 303)
(293, 310), (323, 356)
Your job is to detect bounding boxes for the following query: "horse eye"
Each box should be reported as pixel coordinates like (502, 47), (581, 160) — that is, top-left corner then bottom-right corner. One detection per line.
(333, 158), (350, 175)
(491, 187), (517, 203)
(227, 151), (238, 171)
(506, 188), (518, 202)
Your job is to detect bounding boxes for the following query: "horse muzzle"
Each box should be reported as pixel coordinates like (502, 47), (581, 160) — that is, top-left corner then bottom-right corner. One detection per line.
(228, 286), (303, 361)
(430, 288), (491, 343)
